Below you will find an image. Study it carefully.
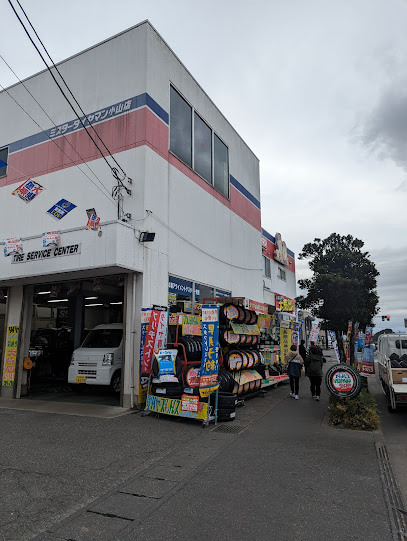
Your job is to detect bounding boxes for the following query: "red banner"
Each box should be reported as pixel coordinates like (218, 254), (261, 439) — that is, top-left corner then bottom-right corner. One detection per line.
(141, 310), (161, 374)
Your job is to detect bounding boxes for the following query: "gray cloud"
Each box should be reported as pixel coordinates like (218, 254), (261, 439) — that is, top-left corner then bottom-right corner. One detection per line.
(361, 84), (407, 190)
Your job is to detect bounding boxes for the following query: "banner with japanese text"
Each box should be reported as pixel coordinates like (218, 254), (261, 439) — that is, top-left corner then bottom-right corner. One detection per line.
(328, 331), (341, 362)
(141, 306), (168, 374)
(280, 327), (292, 363)
(307, 323), (319, 348)
(138, 308), (152, 402)
(360, 345), (375, 376)
(199, 305), (220, 398)
(2, 326), (19, 387)
(182, 314), (202, 336)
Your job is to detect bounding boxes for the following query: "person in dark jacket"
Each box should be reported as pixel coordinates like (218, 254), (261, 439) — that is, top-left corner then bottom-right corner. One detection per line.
(304, 344), (324, 400)
(284, 344), (304, 400)
(298, 339), (307, 361)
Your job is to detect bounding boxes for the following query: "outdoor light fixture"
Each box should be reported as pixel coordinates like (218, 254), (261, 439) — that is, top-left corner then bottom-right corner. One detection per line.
(139, 231), (156, 242)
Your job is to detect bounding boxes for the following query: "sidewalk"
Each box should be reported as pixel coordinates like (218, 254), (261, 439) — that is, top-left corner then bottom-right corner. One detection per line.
(3, 362), (389, 541)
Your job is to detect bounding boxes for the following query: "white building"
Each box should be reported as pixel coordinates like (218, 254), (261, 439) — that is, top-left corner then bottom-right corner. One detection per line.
(0, 21), (295, 407)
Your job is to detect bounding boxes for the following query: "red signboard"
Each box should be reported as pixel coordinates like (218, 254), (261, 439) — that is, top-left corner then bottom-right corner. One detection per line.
(275, 294), (295, 313)
(245, 299), (268, 314)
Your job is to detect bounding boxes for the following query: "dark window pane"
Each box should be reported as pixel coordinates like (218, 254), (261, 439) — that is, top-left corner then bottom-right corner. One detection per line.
(194, 113), (212, 182)
(214, 135), (229, 197)
(170, 87), (192, 167)
(0, 147), (8, 177)
(82, 329), (123, 348)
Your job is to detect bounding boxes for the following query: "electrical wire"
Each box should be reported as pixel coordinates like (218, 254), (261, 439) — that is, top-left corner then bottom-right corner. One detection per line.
(0, 53), (114, 204)
(8, 0), (130, 190)
(0, 78), (115, 206)
(146, 210), (263, 271)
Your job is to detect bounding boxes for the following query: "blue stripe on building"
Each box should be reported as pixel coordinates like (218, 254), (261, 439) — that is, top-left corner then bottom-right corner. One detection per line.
(230, 175), (261, 209)
(7, 93), (169, 155)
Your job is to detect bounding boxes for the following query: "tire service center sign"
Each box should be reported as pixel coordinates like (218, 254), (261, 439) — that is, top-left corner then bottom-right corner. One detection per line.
(11, 244), (81, 264)
(325, 364), (361, 399)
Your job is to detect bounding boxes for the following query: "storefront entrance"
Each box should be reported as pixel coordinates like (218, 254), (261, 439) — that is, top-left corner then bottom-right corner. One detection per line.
(25, 275), (124, 405)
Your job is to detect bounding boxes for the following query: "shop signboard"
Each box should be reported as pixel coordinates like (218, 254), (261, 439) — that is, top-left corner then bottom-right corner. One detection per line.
(325, 364), (361, 398)
(275, 294), (295, 313)
(153, 308), (168, 352)
(280, 327), (292, 363)
(146, 394), (208, 420)
(138, 308), (152, 402)
(328, 331), (341, 363)
(11, 243), (81, 264)
(2, 325), (19, 387)
(274, 232), (289, 266)
(199, 305), (220, 398)
(245, 299), (268, 314)
(3, 237), (23, 257)
(230, 323), (260, 335)
(168, 313), (182, 326)
(257, 314), (272, 329)
(182, 314), (202, 336)
(307, 323), (319, 348)
(168, 293), (177, 305)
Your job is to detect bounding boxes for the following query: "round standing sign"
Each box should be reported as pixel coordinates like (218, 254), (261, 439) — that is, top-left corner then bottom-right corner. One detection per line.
(325, 364), (361, 399)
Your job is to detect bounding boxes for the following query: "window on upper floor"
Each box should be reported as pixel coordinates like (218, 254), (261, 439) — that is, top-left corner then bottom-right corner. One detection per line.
(0, 147), (8, 178)
(170, 85), (229, 198)
(170, 86), (192, 167)
(263, 255), (271, 278)
(277, 267), (286, 281)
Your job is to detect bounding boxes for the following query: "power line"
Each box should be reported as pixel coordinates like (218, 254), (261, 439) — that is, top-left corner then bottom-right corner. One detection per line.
(0, 78), (115, 206)
(8, 0), (130, 191)
(147, 210), (263, 271)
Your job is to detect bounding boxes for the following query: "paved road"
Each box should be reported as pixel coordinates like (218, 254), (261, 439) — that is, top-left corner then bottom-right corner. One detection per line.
(1, 357), (396, 541)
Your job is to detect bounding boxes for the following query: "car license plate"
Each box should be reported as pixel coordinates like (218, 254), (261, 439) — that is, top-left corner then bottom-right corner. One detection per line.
(76, 376), (87, 383)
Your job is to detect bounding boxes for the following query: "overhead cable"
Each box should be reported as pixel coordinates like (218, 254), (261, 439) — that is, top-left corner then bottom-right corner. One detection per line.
(8, 0), (130, 191)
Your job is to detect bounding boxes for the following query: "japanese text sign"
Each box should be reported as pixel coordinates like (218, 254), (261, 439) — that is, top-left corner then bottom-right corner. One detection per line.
(139, 308), (152, 402)
(47, 199), (77, 221)
(2, 325), (19, 387)
(280, 327), (292, 362)
(42, 231), (60, 247)
(199, 305), (220, 398)
(12, 178), (44, 203)
(182, 314), (202, 336)
(275, 294), (295, 313)
(141, 306), (168, 374)
(245, 299), (268, 314)
(3, 237), (23, 257)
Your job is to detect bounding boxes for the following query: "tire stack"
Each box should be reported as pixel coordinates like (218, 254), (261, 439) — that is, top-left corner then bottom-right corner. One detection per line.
(150, 355), (183, 398)
(220, 304), (263, 398)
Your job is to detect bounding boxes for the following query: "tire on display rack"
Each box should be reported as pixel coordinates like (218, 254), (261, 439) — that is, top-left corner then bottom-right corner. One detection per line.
(217, 408), (236, 422)
(237, 306), (246, 323)
(244, 309), (252, 324)
(210, 391), (237, 409)
(226, 351), (244, 371)
(221, 304), (240, 322)
(218, 369), (235, 392)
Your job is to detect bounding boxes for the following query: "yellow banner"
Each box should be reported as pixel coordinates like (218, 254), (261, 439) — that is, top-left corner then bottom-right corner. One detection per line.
(280, 327), (292, 363)
(230, 323), (260, 335)
(146, 394), (208, 420)
(2, 325), (19, 387)
(257, 314), (272, 329)
(182, 314), (202, 336)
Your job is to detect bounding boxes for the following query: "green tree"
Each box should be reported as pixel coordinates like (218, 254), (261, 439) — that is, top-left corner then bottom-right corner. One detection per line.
(296, 233), (379, 364)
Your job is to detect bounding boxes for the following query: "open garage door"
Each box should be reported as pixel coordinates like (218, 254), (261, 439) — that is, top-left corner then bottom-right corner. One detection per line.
(25, 275), (125, 406)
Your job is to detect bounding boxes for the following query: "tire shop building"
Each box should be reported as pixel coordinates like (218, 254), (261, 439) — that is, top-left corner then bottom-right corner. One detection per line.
(0, 21), (296, 408)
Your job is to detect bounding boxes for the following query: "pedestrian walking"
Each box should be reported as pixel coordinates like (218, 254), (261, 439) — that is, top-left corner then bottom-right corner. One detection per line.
(298, 339), (307, 361)
(284, 344), (304, 400)
(304, 344), (324, 401)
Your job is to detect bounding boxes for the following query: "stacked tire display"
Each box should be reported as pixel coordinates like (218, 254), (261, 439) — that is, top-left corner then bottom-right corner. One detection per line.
(220, 304), (264, 399)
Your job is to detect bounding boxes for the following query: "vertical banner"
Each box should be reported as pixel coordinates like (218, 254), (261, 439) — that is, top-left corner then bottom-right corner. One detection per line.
(291, 330), (299, 348)
(328, 330), (341, 363)
(138, 308), (152, 402)
(199, 305), (220, 398)
(2, 325), (19, 387)
(307, 323), (319, 348)
(360, 345), (375, 376)
(354, 322), (360, 370)
(280, 327), (292, 362)
(141, 306), (168, 374)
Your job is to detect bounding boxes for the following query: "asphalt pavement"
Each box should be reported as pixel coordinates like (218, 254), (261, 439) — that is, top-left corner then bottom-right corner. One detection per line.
(0, 356), (398, 541)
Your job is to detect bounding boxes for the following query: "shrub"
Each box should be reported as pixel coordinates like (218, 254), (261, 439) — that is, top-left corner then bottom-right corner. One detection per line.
(328, 388), (380, 431)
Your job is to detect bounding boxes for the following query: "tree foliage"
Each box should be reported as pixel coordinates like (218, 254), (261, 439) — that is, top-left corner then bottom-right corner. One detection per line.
(296, 233), (379, 334)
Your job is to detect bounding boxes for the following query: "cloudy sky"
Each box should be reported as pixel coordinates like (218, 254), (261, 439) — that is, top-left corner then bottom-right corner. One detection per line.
(1, 0), (407, 332)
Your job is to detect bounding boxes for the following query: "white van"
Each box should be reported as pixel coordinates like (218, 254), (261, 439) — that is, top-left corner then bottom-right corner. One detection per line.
(68, 323), (123, 393)
(377, 333), (407, 359)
